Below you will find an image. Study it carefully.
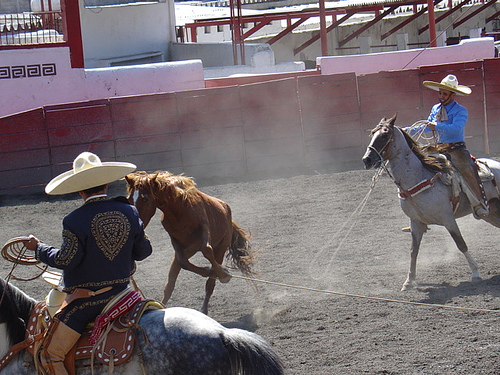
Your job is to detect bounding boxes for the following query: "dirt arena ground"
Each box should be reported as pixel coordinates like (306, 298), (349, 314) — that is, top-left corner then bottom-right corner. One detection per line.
(2, 166), (500, 374)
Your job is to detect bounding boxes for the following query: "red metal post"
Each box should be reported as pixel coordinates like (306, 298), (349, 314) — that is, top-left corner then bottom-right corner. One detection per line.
(190, 26), (197, 42)
(319, 0), (328, 56)
(237, 0), (245, 65)
(61, 0), (84, 68)
(229, 0), (238, 64)
(427, 0), (437, 47)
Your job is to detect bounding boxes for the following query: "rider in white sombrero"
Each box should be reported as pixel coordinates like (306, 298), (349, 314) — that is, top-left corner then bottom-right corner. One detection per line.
(45, 151), (137, 195)
(405, 74), (488, 224)
(422, 74), (472, 96)
(25, 152), (152, 375)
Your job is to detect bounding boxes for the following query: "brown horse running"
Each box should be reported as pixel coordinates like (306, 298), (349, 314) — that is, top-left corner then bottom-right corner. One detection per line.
(125, 171), (254, 314)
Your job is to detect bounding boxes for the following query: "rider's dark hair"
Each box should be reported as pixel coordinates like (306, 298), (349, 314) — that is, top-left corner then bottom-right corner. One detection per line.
(82, 184), (107, 195)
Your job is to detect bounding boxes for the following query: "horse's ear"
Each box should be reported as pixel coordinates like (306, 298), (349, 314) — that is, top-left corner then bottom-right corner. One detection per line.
(124, 174), (134, 186)
(388, 113), (398, 127)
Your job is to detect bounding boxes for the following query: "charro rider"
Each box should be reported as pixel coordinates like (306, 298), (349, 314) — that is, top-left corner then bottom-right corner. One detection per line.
(406, 74), (489, 219)
(25, 152), (153, 375)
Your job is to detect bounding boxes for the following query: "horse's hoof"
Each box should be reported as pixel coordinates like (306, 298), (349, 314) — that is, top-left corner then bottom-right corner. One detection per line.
(219, 273), (232, 283)
(401, 283), (414, 291)
(471, 276), (483, 283)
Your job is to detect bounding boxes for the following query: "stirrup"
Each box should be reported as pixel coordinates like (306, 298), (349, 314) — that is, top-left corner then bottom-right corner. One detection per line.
(473, 204), (489, 219)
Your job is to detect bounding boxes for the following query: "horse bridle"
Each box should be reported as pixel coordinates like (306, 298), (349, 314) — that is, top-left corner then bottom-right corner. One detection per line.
(368, 125), (395, 167)
(370, 124), (443, 223)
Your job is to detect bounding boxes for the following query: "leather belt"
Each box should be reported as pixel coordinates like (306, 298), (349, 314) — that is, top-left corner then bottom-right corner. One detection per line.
(438, 142), (465, 150)
(59, 286), (113, 311)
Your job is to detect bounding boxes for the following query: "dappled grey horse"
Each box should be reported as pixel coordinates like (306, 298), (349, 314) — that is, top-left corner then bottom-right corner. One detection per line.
(0, 277), (284, 375)
(362, 114), (500, 290)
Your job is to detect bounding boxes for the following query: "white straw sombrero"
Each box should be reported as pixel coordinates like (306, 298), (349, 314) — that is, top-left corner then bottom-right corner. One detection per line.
(422, 74), (471, 96)
(45, 152), (137, 195)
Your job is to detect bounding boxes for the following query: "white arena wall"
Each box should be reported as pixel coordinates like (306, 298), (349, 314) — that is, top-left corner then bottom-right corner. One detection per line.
(0, 47), (205, 118)
(318, 38), (496, 76)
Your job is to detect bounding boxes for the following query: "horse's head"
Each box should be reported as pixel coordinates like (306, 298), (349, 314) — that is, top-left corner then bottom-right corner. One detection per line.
(362, 113), (397, 169)
(125, 172), (159, 228)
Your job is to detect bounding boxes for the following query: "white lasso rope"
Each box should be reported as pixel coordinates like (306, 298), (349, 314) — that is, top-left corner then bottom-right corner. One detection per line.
(306, 166), (385, 281)
(1, 237), (50, 282)
(406, 119), (437, 146)
(232, 274), (500, 314)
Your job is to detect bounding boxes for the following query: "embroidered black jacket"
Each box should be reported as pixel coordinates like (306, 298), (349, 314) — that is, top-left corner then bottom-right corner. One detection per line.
(36, 196), (152, 292)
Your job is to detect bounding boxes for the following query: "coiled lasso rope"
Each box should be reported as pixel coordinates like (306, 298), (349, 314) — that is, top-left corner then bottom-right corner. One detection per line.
(1, 236), (50, 282)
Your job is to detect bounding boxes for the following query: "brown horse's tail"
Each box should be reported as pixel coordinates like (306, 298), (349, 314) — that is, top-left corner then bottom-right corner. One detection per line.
(227, 221), (254, 277)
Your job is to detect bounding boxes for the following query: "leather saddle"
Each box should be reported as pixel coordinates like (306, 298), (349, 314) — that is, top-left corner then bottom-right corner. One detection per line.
(26, 298), (163, 374)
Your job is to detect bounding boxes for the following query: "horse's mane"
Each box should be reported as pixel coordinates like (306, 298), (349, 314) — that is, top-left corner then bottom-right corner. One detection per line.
(399, 127), (451, 174)
(0, 278), (36, 345)
(128, 171), (199, 201)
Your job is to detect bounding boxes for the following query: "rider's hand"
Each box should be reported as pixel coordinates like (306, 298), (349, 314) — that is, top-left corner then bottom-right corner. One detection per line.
(427, 121), (436, 131)
(24, 235), (40, 251)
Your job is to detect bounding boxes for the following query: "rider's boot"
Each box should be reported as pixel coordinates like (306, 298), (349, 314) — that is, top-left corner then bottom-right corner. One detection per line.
(459, 164), (489, 219)
(39, 319), (81, 375)
(449, 148), (489, 219)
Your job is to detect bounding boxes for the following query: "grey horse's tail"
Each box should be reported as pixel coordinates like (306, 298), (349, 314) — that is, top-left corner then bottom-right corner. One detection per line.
(222, 328), (285, 375)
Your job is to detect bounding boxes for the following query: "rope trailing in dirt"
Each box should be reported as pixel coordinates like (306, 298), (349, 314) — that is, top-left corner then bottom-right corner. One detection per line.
(307, 166), (384, 281)
(232, 274), (500, 314)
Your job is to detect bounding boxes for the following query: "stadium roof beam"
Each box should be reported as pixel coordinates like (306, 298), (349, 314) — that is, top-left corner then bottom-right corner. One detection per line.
(268, 16), (309, 44)
(293, 12), (356, 55)
(452, 0), (497, 29)
(418, 0), (470, 34)
(486, 7), (500, 22)
(338, 4), (399, 47)
(381, 0), (440, 40)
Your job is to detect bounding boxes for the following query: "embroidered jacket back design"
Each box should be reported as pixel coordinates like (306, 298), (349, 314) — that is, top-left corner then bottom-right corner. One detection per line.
(91, 211), (131, 261)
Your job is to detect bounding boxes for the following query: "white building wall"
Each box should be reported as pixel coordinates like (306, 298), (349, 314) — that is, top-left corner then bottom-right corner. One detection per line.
(0, 47), (205, 118)
(317, 38), (495, 76)
(80, 0), (176, 68)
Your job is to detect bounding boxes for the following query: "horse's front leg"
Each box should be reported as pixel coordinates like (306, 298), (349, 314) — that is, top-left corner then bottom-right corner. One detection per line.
(446, 223), (482, 282)
(401, 220), (426, 291)
(172, 239), (230, 282)
(199, 226), (232, 283)
(200, 243), (232, 283)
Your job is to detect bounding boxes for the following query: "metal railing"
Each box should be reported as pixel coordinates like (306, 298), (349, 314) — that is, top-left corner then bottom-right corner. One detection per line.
(0, 11), (64, 46)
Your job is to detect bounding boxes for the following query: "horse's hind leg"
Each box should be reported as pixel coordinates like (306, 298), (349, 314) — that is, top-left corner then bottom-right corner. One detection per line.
(162, 258), (182, 305)
(402, 220), (426, 291)
(447, 224), (482, 282)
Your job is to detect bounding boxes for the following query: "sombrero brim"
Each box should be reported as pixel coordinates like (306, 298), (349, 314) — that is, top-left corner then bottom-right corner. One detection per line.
(423, 81), (471, 96)
(45, 162), (137, 195)
(42, 271), (62, 287)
